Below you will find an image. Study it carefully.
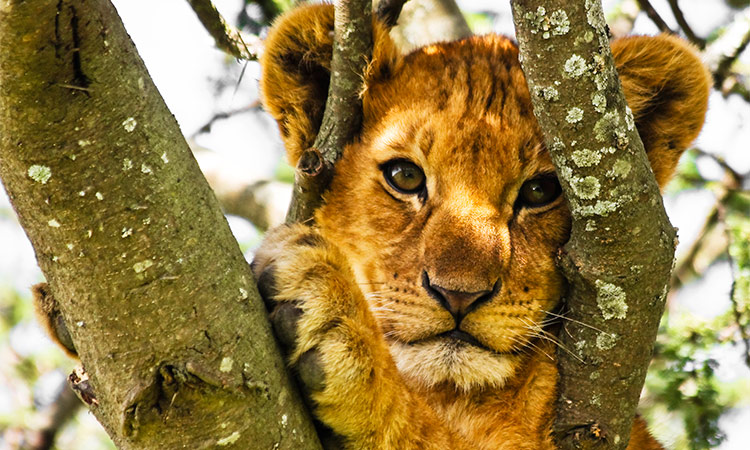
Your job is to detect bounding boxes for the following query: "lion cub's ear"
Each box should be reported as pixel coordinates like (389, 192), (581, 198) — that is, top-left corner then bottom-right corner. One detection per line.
(260, 4), (401, 165)
(612, 34), (711, 187)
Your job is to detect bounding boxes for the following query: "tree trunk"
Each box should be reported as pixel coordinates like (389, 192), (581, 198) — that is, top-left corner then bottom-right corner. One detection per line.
(511, 1), (676, 449)
(0, 1), (320, 448)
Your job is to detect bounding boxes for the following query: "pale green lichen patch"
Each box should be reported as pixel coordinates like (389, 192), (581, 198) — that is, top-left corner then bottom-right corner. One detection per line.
(78, 139), (91, 147)
(141, 164), (153, 174)
(216, 431), (240, 446)
(28, 165), (52, 184)
(593, 111), (622, 143)
(590, 394), (601, 406)
(95, 192), (104, 201)
(524, 7), (569, 39)
(625, 106), (636, 130)
(239, 287), (248, 300)
(595, 280), (628, 320)
(596, 332), (619, 350)
(585, 0), (607, 31)
(572, 149), (601, 167)
(161, 152), (169, 164)
(122, 117), (137, 132)
(536, 86), (560, 101)
(552, 137), (566, 152)
(123, 158), (133, 171)
(585, 220), (597, 231)
(575, 200), (620, 217)
(220, 357), (234, 373)
(121, 227), (133, 238)
(563, 54), (586, 79)
(48, 219), (61, 228)
(566, 107), (584, 124)
(549, 10), (570, 36)
(609, 159), (632, 178)
(572, 176), (600, 200)
(590, 370), (600, 380)
(133, 260), (153, 273)
(592, 92), (606, 113)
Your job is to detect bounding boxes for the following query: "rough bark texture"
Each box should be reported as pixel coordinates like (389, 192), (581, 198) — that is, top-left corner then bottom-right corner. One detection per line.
(511, 2), (676, 449)
(0, 1), (320, 449)
(285, 0), (373, 224)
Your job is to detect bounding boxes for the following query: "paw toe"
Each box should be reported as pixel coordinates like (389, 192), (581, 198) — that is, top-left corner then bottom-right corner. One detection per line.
(271, 302), (302, 348)
(297, 349), (326, 392)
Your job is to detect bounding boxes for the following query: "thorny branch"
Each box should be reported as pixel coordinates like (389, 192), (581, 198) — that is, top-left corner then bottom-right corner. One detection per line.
(187, 0), (262, 60)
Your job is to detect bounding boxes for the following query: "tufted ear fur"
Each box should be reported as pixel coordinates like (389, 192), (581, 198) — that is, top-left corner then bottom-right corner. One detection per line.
(612, 34), (711, 187)
(260, 4), (401, 165)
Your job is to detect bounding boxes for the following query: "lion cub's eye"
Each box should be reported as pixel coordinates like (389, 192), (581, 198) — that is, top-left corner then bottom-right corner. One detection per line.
(516, 176), (562, 208)
(382, 160), (426, 194)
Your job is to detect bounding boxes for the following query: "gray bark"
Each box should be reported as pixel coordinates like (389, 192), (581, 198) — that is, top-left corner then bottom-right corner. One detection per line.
(511, 1), (675, 449)
(0, 1), (320, 448)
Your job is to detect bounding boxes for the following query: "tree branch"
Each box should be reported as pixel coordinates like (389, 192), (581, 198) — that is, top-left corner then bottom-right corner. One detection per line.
(187, 0), (261, 60)
(511, 2), (677, 449)
(285, 0), (373, 223)
(666, 0), (706, 48)
(705, 8), (750, 89)
(636, 0), (673, 33)
(0, 1), (319, 448)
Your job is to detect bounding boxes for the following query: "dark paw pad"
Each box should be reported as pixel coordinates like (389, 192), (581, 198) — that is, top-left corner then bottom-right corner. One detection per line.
(297, 349), (326, 392)
(256, 266), (279, 305)
(271, 302), (302, 349)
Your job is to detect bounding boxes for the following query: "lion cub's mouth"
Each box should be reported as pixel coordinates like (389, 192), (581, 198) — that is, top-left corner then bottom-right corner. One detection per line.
(439, 329), (485, 348)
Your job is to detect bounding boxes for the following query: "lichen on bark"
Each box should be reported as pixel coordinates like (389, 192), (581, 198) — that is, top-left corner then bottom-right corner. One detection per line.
(0, 1), (320, 448)
(511, 1), (677, 449)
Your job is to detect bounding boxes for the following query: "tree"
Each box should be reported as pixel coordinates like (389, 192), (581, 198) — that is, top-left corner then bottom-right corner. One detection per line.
(2, 0), (749, 449)
(0, 0), (319, 448)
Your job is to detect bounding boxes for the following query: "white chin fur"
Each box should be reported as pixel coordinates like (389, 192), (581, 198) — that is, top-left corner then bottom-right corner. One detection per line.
(389, 338), (520, 391)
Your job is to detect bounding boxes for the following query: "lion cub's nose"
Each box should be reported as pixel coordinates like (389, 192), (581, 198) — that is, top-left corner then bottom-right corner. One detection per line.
(433, 286), (492, 319)
(423, 273), (496, 322)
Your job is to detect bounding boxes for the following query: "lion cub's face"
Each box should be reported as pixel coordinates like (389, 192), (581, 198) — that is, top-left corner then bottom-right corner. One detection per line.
(317, 37), (571, 390)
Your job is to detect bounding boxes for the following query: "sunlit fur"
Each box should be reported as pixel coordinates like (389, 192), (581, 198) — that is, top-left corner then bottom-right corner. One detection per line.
(257, 4), (710, 449)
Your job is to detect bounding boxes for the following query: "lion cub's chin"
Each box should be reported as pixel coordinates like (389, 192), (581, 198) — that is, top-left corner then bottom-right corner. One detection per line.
(389, 338), (522, 391)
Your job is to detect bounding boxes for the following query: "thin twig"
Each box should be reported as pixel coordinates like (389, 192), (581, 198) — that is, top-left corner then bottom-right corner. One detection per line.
(716, 197), (750, 368)
(666, 0), (705, 48)
(636, 0), (674, 34)
(190, 100), (260, 138)
(187, 0), (261, 60)
(704, 8), (750, 89)
(716, 30), (750, 88)
(12, 381), (82, 450)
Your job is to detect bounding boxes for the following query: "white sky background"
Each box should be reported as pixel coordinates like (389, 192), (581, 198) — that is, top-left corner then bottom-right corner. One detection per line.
(1, 0), (749, 447)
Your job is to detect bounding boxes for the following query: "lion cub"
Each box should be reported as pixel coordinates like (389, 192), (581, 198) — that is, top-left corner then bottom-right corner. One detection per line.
(254, 4), (710, 449)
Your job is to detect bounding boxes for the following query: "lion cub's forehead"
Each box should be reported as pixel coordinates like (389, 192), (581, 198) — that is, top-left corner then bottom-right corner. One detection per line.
(364, 35), (550, 187)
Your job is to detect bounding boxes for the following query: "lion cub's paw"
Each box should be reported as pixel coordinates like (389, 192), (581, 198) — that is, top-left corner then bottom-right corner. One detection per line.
(251, 224), (381, 402)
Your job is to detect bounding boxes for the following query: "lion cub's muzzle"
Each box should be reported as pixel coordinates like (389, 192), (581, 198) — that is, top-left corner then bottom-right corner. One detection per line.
(421, 271), (501, 324)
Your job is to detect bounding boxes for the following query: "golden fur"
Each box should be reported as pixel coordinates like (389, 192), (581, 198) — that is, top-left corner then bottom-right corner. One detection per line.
(262, 4), (709, 449)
